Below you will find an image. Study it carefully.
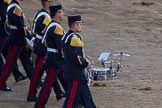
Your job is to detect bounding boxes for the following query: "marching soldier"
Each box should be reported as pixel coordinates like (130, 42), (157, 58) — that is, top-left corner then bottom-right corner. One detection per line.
(0, 0), (10, 72)
(62, 14), (96, 108)
(27, 0), (65, 102)
(34, 3), (65, 108)
(27, 0), (53, 102)
(0, 0), (8, 54)
(0, 0), (27, 82)
(0, 0), (34, 91)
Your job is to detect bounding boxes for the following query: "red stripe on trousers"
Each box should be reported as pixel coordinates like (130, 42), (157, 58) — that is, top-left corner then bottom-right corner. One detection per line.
(67, 80), (78, 108)
(37, 67), (56, 107)
(28, 56), (45, 96)
(0, 45), (18, 83)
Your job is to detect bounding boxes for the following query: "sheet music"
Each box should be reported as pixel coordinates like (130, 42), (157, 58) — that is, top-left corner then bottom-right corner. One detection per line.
(98, 52), (110, 61)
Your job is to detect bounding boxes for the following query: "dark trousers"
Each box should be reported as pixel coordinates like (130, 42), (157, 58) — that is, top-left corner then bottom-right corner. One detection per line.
(28, 55), (45, 97)
(34, 66), (58, 108)
(63, 80), (96, 108)
(0, 55), (24, 82)
(0, 36), (7, 54)
(2, 42), (26, 81)
(0, 36), (27, 80)
(57, 67), (68, 92)
(0, 55), (3, 74)
(0, 44), (23, 88)
(28, 55), (64, 98)
(0, 44), (34, 88)
(19, 47), (34, 79)
(0, 36), (7, 73)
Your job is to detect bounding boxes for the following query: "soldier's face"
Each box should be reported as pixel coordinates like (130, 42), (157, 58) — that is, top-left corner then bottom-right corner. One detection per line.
(46, 1), (53, 10)
(58, 10), (64, 21)
(75, 22), (82, 32)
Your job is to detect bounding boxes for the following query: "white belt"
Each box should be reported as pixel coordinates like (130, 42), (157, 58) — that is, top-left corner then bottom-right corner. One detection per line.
(36, 34), (43, 40)
(47, 48), (58, 53)
(10, 25), (18, 30)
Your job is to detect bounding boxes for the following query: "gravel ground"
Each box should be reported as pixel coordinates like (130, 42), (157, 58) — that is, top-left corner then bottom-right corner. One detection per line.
(1, 0), (162, 108)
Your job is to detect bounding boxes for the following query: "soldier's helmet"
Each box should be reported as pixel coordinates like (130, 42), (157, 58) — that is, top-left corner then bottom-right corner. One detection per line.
(49, 3), (63, 17)
(68, 14), (83, 26)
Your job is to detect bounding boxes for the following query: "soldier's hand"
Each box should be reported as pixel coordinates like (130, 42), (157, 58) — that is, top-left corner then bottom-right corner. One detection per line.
(31, 37), (35, 42)
(87, 64), (93, 70)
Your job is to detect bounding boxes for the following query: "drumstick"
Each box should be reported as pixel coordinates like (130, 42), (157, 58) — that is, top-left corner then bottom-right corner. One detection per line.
(27, 18), (32, 31)
(27, 18), (32, 26)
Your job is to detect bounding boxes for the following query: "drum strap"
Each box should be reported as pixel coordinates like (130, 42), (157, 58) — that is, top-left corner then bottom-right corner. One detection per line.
(7, 3), (21, 12)
(63, 33), (73, 44)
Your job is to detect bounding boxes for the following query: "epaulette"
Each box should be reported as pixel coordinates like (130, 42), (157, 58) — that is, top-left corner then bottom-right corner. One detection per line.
(13, 7), (22, 16)
(4, 0), (11, 4)
(70, 34), (84, 47)
(43, 16), (51, 26)
(54, 26), (64, 35)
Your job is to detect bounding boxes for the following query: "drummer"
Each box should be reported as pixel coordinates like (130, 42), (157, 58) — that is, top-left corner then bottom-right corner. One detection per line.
(62, 14), (96, 108)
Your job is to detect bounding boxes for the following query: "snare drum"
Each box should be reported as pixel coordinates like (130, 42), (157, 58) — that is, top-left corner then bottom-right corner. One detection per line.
(92, 67), (110, 80)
